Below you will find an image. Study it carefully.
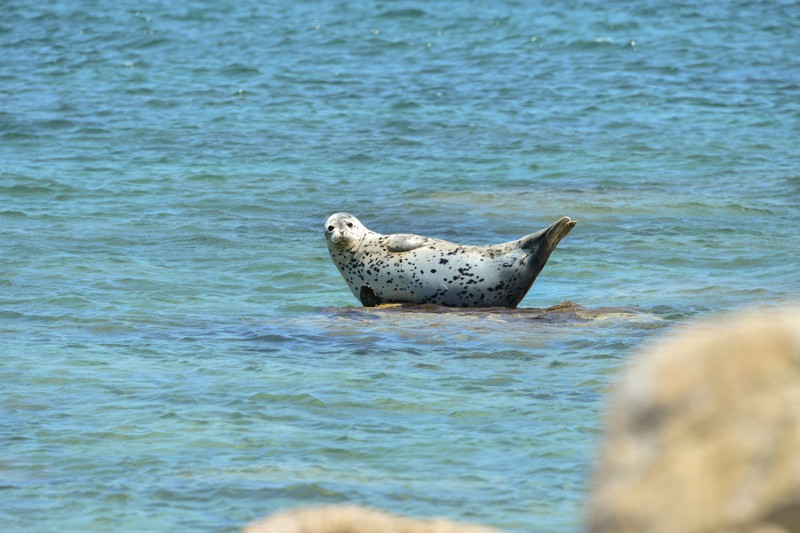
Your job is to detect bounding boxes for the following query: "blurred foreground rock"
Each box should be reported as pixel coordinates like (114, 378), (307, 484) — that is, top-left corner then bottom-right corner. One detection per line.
(588, 306), (800, 533)
(244, 307), (800, 533)
(243, 505), (502, 533)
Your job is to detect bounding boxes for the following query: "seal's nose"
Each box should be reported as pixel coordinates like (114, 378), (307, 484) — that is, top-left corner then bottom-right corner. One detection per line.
(328, 229), (342, 244)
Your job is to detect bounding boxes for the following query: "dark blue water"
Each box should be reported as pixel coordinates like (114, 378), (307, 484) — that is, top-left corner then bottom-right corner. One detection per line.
(2, 1), (799, 531)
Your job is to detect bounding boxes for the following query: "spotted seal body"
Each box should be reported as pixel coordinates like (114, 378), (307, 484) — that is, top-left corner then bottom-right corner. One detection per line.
(324, 213), (576, 308)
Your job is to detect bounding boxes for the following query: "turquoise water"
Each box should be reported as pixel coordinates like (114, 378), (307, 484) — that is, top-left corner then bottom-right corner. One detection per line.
(2, 1), (799, 531)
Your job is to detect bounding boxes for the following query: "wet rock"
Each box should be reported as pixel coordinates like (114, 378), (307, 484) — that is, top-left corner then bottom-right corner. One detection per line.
(588, 307), (800, 533)
(324, 300), (659, 324)
(243, 505), (502, 533)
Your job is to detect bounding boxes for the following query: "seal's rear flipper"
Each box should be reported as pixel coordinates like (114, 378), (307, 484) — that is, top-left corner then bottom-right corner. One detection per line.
(521, 216), (575, 270)
(521, 213), (575, 254)
(510, 217), (576, 306)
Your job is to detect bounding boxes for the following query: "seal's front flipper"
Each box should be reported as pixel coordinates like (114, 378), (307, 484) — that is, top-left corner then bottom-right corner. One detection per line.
(384, 234), (431, 253)
(359, 284), (382, 307)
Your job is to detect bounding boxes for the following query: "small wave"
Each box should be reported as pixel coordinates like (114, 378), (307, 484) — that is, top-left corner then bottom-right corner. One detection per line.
(565, 37), (619, 50)
(282, 482), (347, 500)
(458, 349), (538, 360)
(1, 131), (39, 141)
(186, 173), (228, 182)
(76, 126), (112, 135)
(39, 118), (76, 129)
(378, 8), (427, 19)
(243, 333), (295, 344)
(667, 201), (775, 215)
(130, 36), (172, 50)
(220, 63), (262, 76)
(168, 233), (236, 246)
(386, 135), (423, 147)
(342, 153), (378, 163)
(0, 182), (77, 196)
(0, 210), (27, 217)
(390, 100), (421, 110)
(724, 203), (776, 215)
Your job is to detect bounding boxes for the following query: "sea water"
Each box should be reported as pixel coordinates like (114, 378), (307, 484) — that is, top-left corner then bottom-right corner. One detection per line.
(2, 1), (799, 531)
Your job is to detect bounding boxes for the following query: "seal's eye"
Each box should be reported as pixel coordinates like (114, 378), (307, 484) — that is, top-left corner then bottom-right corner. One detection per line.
(346, 222), (354, 228)
(327, 225), (334, 232)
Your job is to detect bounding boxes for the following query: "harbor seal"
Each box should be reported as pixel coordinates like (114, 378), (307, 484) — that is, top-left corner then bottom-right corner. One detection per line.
(324, 213), (576, 308)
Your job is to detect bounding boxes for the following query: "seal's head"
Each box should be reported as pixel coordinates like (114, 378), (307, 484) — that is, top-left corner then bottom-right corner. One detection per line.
(324, 212), (366, 249)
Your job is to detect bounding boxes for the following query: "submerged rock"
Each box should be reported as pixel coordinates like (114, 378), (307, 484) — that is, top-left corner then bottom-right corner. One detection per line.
(323, 300), (660, 324)
(243, 505), (502, 533)
(588, 306), (800, 533)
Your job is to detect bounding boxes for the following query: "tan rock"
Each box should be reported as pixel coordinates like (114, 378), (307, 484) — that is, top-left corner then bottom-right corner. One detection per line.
(243, 505), (503, 533)
(587, 306), (800, 533)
